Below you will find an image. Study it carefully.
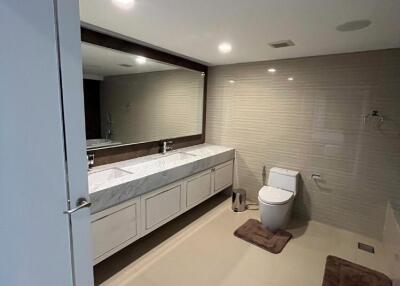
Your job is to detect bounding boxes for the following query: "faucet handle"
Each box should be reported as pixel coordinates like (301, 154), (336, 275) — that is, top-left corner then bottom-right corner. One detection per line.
(160, 140), (173, 154)
(162, 140), (173, 147)
(87, 154), (95, 170)
(87, 154), (94, 162)
(166, 141), (173, 151)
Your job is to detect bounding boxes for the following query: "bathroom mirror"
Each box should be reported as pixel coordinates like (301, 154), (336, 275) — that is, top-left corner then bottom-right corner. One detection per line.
(81, 29), (206, 151)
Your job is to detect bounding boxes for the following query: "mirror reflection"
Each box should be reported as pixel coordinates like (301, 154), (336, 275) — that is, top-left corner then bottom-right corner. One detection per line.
(82, 42), (204, 150)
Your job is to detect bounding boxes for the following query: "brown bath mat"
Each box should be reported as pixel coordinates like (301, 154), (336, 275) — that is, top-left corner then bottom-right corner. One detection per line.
(322, 256), (392, 286)
(233, 219), (292, 254)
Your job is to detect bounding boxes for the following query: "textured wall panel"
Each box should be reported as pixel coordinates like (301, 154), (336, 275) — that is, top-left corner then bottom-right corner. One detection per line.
(206, 49), (400, 239)
(100, 69), (204, 144)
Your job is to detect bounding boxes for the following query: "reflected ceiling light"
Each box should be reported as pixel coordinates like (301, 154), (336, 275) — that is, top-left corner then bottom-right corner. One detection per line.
(111, 0), (135, 10)
(218, 42), (232, 54)
(288, 77), (294, 81)
(228, 80), (235, 84)
(135, 56), (146, 64)
(267, 68), (276, 73)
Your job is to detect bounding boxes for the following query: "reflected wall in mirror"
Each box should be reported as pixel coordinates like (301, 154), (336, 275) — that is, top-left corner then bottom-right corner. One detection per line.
(82, 42), (205, 150)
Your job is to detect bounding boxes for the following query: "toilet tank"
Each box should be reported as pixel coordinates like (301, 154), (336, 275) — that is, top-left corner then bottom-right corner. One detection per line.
(268, 167), (299, 194)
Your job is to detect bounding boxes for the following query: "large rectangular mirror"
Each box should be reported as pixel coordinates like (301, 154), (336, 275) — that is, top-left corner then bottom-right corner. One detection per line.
(82, 30), (206, 151)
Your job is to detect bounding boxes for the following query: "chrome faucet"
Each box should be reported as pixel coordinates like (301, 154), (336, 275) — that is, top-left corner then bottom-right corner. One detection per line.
(105, 112), (112, 140)
(87, 154), (95, 170)
(161, 141), (173, 154)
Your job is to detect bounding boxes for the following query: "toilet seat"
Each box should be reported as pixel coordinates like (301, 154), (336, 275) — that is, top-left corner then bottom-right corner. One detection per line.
(258, 186), (293, 205)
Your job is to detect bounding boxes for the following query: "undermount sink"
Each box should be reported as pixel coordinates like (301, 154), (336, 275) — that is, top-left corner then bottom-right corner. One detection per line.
(161, 152), (196, 161)
(88, 168), (131, 192)
(121, 152), (196, 174)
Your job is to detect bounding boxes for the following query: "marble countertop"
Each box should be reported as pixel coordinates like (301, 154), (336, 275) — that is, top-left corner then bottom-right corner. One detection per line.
(88, 144), (235, 214)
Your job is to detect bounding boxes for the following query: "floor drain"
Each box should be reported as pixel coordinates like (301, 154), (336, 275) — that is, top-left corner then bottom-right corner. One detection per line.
(358, 242), (375, 254)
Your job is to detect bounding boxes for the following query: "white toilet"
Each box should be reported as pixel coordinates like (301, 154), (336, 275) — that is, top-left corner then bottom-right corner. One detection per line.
(258, 167), (299, 231)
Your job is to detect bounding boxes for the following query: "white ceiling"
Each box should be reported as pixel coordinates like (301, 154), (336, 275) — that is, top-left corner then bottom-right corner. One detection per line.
(79, 0), (400, 66)
(82, 42), (177, 77)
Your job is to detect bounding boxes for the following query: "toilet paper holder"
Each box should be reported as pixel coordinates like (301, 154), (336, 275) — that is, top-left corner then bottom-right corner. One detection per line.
(311, 173), (322, 180)
(363, 110), (384, 128)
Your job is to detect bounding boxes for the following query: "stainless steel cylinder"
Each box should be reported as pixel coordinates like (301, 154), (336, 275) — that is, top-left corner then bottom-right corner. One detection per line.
(232, 189), (246, 212)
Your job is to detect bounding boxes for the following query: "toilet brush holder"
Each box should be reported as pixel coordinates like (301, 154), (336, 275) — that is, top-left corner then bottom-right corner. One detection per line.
(232, 189), (246, 212)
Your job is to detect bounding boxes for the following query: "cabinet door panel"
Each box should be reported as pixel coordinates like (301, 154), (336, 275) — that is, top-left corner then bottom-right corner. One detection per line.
(144, 185), (182, 230)
(214, 161), (234, 192)
(92, 202), (138, 260)
(186, 171), (212, 207)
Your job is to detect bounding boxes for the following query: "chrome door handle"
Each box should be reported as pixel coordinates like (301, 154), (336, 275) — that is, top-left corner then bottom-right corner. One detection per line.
(64, 198), (92, 214)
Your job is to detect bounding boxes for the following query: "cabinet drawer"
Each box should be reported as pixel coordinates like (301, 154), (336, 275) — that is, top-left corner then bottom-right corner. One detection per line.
(186, 171), (212, 207)
(91, 201), (138, 260)
(214, 161), (234, 192)
(143, 185), (182, 230)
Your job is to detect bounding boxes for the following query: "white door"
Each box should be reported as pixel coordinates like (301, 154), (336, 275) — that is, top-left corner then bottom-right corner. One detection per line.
(0, 0), (93, 285)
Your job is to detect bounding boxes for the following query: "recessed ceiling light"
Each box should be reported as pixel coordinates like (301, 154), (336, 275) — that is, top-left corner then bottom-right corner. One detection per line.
(288, 77), (294, 81)
(135, 56), (146, 64)
(336, 20), (371, 32)
(228, 80), (235, 84)
(218, 42), (232, 54)
(268, 68), (276, 73)
(112, 0), (135, 10)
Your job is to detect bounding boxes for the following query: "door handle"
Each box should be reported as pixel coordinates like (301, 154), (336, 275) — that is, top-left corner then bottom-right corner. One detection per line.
(64, 198), (92, 214)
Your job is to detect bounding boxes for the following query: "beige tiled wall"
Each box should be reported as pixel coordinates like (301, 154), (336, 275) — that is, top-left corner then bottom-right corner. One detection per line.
(206, 49), (400, 239)
(100, 69), (204, 144)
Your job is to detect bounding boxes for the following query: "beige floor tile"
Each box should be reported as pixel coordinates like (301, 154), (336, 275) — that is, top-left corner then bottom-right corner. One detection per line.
(94, 195), (389, 286)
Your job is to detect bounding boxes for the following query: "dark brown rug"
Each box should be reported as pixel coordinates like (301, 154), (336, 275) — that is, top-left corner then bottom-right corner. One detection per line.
(322, 256), (392, 286)
(233, 219), (292, 254)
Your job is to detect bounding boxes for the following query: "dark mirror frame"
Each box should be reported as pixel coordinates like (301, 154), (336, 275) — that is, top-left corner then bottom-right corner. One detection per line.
(82, 27), (208, 167)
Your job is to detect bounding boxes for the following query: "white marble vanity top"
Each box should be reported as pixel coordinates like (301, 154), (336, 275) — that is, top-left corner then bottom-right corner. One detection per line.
(88, 144), (235, 214)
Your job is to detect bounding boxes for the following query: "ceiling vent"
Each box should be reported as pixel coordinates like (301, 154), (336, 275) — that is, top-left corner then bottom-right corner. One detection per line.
(269, 40), (295, 48)
(119, 64), (133, 68)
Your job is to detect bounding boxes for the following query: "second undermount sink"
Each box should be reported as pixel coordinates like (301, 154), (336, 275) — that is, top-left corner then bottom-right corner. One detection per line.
(161, 152), (196, 161)
(122, 152), (196, 174)
(88, 168), (131, 192)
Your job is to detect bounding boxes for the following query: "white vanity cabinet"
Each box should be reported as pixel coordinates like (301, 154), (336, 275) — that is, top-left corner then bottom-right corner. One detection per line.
(186, 169), (212, 207)
(91, 198), (140, 264)
(213, 161), (234, 193)
(91, 159), (234, 264)
(141, 183), (184, 235)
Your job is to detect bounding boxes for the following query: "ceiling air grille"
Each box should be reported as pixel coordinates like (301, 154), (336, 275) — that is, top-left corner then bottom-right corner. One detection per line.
(269, 40), (295, 48)
(119, 64), (133, 68)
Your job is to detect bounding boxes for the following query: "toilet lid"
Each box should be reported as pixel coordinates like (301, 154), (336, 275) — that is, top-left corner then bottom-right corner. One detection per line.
(258, 186), (293, 205)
